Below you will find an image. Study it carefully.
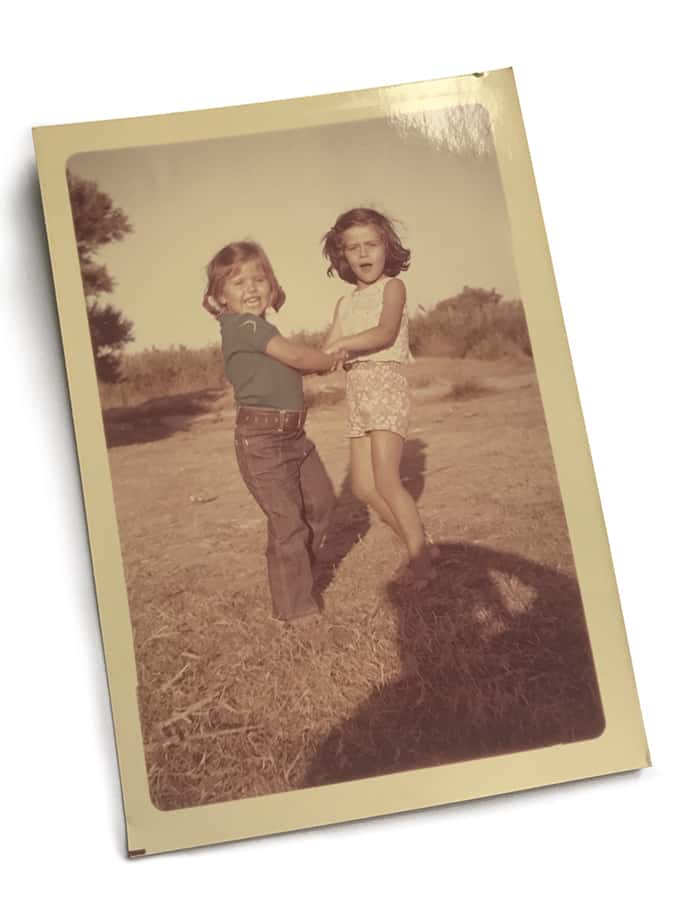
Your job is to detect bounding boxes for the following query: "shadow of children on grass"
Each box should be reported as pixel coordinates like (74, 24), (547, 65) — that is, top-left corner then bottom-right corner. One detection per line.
(304, 541), (605, 788)
(102, 388), (226, 448)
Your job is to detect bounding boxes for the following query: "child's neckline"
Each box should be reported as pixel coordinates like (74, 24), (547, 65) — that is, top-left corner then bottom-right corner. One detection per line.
(352, 274), (389, 295)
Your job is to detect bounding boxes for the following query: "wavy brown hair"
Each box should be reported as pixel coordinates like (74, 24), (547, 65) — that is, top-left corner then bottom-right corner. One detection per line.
(204, 241), (286, 312)
(321, 208), (411, 285)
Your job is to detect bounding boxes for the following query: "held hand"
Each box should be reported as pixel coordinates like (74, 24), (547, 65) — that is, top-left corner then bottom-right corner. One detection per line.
(202, 293), (223, 319)
(328, 348), (349, 372)
(324, 339), (345, 355)
(316, 349), (344, 373)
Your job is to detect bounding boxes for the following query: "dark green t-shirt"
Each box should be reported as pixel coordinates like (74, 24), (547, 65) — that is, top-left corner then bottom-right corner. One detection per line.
(219, 312), (304, 410)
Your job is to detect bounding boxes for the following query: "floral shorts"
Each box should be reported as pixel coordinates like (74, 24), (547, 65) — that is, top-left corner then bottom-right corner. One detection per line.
(346, 361), (410, 439)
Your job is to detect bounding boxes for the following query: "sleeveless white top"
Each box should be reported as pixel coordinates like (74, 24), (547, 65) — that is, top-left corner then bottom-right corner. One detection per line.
(337, 276), (412, 364)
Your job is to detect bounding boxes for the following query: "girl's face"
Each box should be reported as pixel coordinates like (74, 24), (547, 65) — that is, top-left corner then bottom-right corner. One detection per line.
(342, 224), (386, 286)
(221, 260), (273, 317)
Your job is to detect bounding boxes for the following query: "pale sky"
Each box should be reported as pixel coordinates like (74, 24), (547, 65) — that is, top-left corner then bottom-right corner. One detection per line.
(69, 104), (520, 350)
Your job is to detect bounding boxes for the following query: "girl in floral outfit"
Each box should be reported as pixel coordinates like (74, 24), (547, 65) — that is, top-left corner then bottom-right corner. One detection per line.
(322, 208), (435, 585)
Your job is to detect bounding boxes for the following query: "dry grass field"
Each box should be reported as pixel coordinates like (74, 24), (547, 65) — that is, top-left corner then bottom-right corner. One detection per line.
(104, 356), (604, 810)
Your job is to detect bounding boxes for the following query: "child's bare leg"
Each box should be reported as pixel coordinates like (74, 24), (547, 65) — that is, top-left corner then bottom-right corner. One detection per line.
(369, 430), (432, 578)
(349, 436), (403, 537)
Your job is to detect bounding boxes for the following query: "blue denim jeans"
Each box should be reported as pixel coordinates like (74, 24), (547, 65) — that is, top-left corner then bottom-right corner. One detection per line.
(234, 410), (335, 621)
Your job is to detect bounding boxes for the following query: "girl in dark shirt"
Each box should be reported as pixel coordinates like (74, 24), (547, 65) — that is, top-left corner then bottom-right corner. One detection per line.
(204, 241), (343, 622)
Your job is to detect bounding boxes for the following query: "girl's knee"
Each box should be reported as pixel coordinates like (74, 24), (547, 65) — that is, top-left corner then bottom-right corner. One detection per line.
(374, 476), (403, 504)
(354, 484), (393, 518)
(351, 480), (373, 505)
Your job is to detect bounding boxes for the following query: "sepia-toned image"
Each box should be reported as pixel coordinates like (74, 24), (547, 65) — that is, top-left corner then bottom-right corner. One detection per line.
(33, 69), (647, 855)
(67, 102), (604, 807)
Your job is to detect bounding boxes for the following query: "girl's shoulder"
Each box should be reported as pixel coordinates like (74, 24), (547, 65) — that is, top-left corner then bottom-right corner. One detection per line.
(372, 275), (405, 297)
(382, 276), (406, 294)
(371, 276), (406, 304)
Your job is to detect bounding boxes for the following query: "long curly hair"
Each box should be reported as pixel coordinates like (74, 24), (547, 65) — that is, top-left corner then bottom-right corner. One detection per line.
(321, 208), (411, 285)
(204, 241), (286, 312)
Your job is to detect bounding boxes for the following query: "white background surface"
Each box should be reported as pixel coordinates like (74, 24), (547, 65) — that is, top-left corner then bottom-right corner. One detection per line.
(3, 2), (676, 895)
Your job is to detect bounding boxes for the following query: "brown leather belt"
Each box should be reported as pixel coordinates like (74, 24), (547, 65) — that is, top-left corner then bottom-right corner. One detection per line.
(236, 405), (307, 432)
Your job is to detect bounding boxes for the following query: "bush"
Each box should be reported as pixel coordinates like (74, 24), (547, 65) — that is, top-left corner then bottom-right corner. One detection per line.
(410, 293), (531, 360)
(288, 327), (329, 350)
(98, 343), (226, 408)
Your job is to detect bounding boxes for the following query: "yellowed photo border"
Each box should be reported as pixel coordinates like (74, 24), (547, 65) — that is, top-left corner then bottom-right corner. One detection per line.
(33, 67), (649, 856)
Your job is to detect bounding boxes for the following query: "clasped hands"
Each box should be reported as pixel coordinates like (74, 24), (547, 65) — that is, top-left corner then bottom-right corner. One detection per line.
(322, 339), (350, 372)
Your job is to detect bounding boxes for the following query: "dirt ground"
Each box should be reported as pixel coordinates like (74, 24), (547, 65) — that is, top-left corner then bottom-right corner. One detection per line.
(105, 357), (604, 810)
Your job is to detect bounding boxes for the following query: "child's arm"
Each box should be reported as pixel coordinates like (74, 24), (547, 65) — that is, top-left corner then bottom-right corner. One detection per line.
(325, 279), (406, 354)
(322, 298), (344, 352)
(265, 335), (342, 373)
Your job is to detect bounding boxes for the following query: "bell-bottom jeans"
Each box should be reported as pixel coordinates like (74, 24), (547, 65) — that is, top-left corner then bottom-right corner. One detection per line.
(234, 418), (335, 621)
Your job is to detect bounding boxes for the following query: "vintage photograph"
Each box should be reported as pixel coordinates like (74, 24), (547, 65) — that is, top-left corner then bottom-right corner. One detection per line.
(64, 99), (605, 811)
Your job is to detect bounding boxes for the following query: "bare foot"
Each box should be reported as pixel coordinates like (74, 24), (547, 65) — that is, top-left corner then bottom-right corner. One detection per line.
(394, 546), (435, 589)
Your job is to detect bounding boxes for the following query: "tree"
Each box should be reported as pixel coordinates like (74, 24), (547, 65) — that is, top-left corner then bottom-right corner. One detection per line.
(67, 170), (134, 382)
